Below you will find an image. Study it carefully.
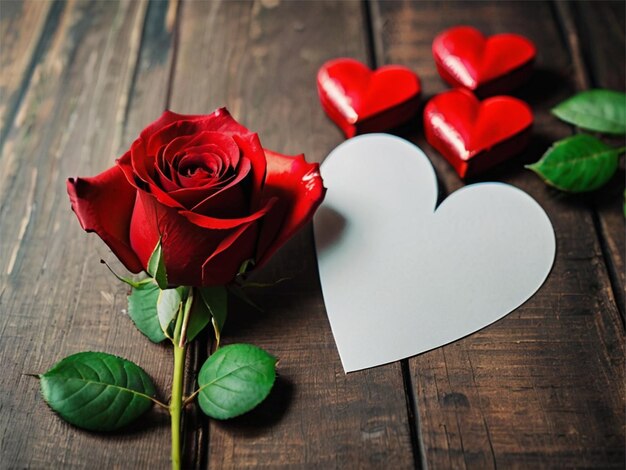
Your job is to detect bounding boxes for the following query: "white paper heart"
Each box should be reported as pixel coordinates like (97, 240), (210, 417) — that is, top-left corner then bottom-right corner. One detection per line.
(314, 134), (555, 372)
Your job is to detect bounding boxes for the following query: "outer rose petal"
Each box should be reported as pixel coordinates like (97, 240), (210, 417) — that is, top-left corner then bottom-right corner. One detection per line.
(232, 134), (266, 208)
(256, 150), (326, 266)
(67, 165), (143, 273)
(138, 110), (211, 143)
(202, 221), (259, 285)
(130, 191), (272, 286)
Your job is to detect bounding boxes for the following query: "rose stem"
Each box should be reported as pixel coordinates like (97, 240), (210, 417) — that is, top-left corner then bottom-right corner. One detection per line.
(170, 342), (185, 470)
(170, 299), (187, 470)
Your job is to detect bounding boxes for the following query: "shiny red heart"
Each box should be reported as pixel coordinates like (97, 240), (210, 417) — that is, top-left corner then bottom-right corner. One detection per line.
(317, 58), (421, 137)
(433, 26), (536, 96)
(424, 89), (533, 178)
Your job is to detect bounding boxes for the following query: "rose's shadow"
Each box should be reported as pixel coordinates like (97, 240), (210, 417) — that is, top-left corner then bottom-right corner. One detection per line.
(465, 132), (555, 184)
(515, 67), (570, 105)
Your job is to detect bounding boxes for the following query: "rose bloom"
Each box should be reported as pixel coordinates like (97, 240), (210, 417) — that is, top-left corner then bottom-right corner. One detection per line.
(67, 109), (325, 286)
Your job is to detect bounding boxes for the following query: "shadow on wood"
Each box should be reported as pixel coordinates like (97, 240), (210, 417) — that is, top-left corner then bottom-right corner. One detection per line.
(210, 375), (294, 437)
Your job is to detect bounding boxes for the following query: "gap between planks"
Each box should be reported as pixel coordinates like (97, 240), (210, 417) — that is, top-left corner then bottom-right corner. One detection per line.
(365, 1), (426, 468)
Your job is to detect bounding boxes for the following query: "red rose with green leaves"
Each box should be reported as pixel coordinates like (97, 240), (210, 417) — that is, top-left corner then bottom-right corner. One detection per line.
(67, 109), (325, 286)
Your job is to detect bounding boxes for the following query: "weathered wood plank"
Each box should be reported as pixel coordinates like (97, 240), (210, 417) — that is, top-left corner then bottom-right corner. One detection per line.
(0, 0), (54, 144)
(565, 0), (625, 320)
(371, 1), (625, 468)
(170, 0), (415, 468)
(0, 1), (180, 467)
(121, 0), (179, 150)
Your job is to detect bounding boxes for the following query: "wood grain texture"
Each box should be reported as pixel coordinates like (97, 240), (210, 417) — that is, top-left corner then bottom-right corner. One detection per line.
(0, 0), (53, 144)
(371, 1), (625, 468)
(170, 1), (415, 468)
(0, 1), (175, 468)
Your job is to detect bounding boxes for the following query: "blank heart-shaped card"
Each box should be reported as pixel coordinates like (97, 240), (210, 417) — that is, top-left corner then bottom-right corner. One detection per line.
(313, 134), (555, 372)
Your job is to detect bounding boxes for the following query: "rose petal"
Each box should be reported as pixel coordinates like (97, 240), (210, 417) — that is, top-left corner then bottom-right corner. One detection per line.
(255, 150), (326, 266)
(185, 158), (251, 216)
(139, 110), (208, 144)
(197, 108), (253, 137)
(118, 142), (140, 186)
(155, 145), (180, 192)
(179, 195), (277, 230)
(232, 133), (266, 207)
(129, 191), (274, 286)
(129, 191), (227, 286)
(182, 131), (240, 168)
(118, 142), (186, 210)
(201, 221), (259, 285)
(176, 145), (228, 179)
(157, 134), (195, 188)
(146, 109), (252, 157)
(130, 138), (157, 185)
(67, 164), (143, 273)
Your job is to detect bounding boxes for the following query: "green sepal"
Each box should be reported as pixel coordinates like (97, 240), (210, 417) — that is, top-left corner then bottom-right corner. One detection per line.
(127, 280), (167, 343)
(40, 352), (156, 432)
(552, 89), (626, 135)
(238, 258), (255, 276)
(157, 286), (188, 337)
(192, 286), (228, 345)
(526, 134), (623, 192)
(196, 344), (276, 420)
(147, 238), (167, 289)
(100, 259), (151, 289)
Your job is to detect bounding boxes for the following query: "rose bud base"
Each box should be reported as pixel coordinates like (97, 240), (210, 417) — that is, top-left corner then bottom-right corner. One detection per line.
(432, 26), (536, 97)
(423, 89), (533, 179)
(317, 58), (421, 138)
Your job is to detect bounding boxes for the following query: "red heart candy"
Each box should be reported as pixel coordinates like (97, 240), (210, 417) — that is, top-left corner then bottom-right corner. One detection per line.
(317, 58), (421, 138)
(424, 89), (533, 178)
(433, 26), (536, 96)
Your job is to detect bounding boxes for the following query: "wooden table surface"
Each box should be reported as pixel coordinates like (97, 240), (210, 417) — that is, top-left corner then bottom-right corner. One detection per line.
(1, 1), (624, 468)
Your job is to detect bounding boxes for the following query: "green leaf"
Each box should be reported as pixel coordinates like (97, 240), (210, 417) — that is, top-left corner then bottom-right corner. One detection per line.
(196, 286), (227, 346)
(127, 281), (166, 343)
(157, 287), (187, 336)
(196, 344), (276, 419)
(147, 238), (167, 289)
(40, 352), (156, 431)
(526, 134), (623, 192)
(552, 89), (626, 135)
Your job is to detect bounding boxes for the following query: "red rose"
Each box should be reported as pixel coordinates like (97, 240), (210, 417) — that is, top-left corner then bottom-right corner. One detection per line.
(67, 109), (325, 286)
